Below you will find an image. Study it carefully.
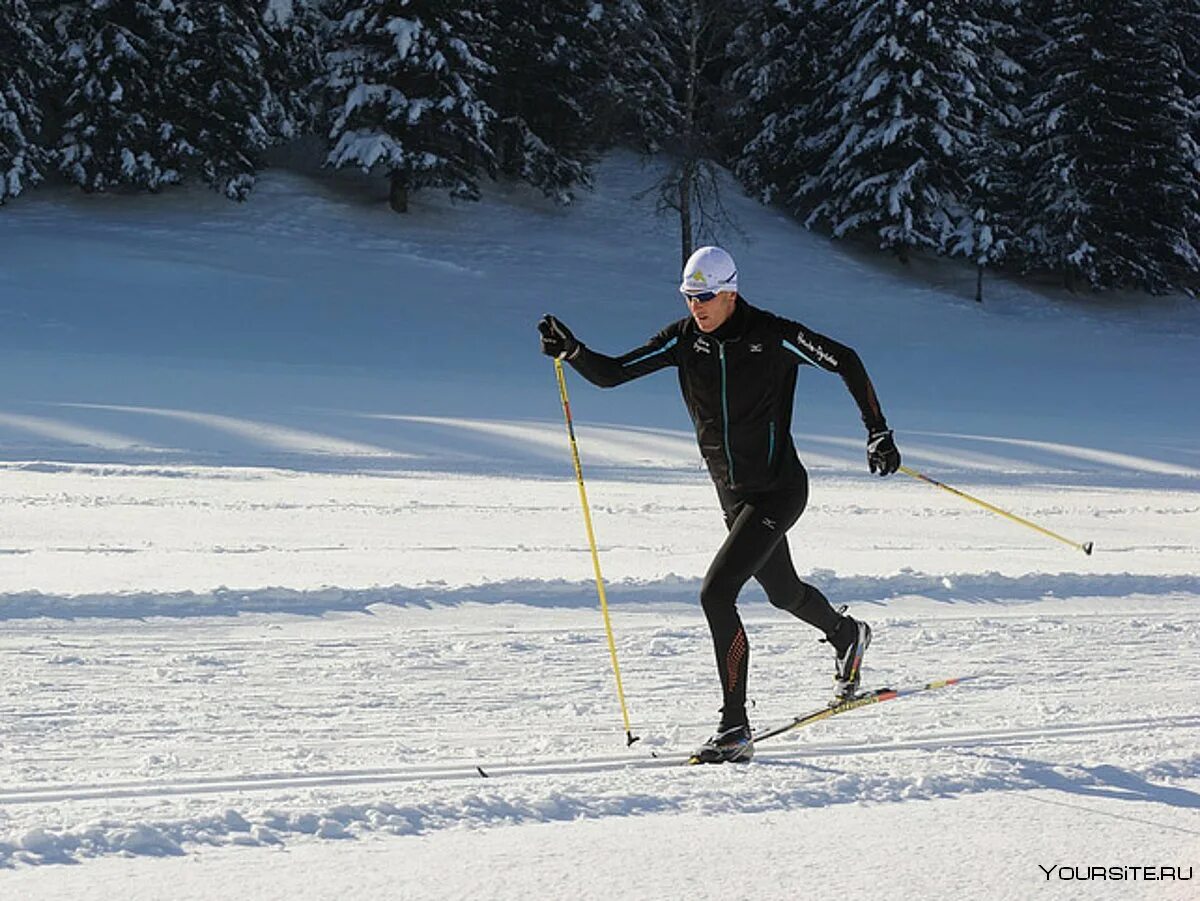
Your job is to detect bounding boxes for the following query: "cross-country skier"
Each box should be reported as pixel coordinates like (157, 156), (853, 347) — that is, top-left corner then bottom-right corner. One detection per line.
(537, 246), (901, 764)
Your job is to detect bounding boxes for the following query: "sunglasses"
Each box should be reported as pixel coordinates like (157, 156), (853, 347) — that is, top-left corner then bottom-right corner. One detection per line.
(681, 290), (719, 303)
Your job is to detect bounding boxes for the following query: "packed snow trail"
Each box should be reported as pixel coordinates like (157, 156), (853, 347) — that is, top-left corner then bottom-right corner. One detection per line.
(3, 582), (1198, 866)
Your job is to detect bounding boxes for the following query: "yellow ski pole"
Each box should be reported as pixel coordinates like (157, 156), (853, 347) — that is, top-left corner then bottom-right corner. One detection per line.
(553, 358), (639, 746)
(898, 465), (1094, 555)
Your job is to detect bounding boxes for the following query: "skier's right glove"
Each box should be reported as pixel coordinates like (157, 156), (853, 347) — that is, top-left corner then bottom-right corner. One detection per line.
(867, 428), (901, 476)
(538, 314), (580, 360)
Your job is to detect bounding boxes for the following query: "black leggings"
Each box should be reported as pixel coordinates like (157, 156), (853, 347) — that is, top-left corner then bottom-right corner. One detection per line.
(700, 468), (842, 727)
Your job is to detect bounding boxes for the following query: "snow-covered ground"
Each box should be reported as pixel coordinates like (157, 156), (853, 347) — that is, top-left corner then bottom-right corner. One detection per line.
(0, 155), (1197, 898)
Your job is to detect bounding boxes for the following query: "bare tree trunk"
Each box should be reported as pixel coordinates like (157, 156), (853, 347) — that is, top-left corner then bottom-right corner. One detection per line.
(976, 263), (984, 303)
(646, 0), (737, 267)
(389, 171), (408, 214)
(678, 0), (701, 267)
(679, 162), (694, 264)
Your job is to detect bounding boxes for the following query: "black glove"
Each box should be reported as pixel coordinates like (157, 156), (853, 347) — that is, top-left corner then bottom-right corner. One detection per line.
(538, 314), (580, 360)
(867, 428), (900, 476)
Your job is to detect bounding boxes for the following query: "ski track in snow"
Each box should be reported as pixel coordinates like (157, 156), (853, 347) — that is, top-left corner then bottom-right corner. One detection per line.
(0, 434), (1197, 871)
(0, 453), (1197, 869)
(0, 423), (1196, 876)
(1, 599), (1198, 868)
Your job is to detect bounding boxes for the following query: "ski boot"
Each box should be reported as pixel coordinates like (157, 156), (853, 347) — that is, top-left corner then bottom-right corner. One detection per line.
(828, 614), (872, 702)
(688, 722), (754, 764)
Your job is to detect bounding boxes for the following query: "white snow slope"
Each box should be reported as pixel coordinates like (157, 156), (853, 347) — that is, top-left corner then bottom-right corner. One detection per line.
(0, 155), (1198, 900)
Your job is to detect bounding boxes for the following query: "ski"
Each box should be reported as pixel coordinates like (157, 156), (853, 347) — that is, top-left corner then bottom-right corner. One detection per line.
(751, 677), (969, 744)
(682, 678), (969, 764)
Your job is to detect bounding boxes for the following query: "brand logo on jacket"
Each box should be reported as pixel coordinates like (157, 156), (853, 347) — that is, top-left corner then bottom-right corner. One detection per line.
(693, 337), (712, 355)
(750, 343), (763, 353)
(797, 332), (837, 366)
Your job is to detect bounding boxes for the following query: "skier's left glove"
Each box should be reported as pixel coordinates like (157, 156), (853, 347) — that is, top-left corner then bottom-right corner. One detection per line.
(538, 314), (580, 360)
(867, 428), (900, 476)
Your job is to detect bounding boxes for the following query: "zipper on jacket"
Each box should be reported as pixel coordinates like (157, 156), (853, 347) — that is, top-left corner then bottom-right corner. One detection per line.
(719, 342), (734, 483)
(767, 421), (776, 466)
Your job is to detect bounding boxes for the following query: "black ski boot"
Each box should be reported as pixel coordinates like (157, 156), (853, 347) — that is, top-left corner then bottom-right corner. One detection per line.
(828, 614), (872, 702)
(688, 722), (754, 764)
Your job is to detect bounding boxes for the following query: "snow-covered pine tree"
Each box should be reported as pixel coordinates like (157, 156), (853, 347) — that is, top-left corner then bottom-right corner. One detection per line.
(798, 0), (993, 261)
(173, 2), (278, 200)
(1021, 1), (1199, 293)
(54, 0), (194, 193)
(482, 0), (602, 204)
(1171, 1), (1200, 238)
(946, 0), (1026, 300)
(325, 0), (495, 213)
(177, 1), (327, 200)
(259, 0), (326, 142)
(993, 0), (1053, 275)
(1180, 2), (1200, 113)
(1094, 2), (1199, 293)
(601, 0), (678, 153)
(727, 0), (836, 208)
(1018, 3), (1096, 288)
(0, 0), (51, 203)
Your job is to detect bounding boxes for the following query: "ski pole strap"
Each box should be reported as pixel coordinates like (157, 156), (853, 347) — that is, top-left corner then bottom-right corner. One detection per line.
(553, 358), (639, 746)
(898, 465), (1093, 555)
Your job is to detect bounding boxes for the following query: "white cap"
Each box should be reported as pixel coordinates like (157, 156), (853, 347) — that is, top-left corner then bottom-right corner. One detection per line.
(680, 246), (738, 295)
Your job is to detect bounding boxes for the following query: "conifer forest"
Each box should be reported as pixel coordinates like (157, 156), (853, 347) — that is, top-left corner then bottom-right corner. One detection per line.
(2, 1), (1198, 295)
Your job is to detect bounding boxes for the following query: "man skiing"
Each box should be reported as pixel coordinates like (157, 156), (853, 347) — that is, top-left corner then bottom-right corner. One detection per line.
(537, 246), (901, 764)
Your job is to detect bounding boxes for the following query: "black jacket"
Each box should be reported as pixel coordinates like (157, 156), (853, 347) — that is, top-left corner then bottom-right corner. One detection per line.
(568, 297), (888, 494)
